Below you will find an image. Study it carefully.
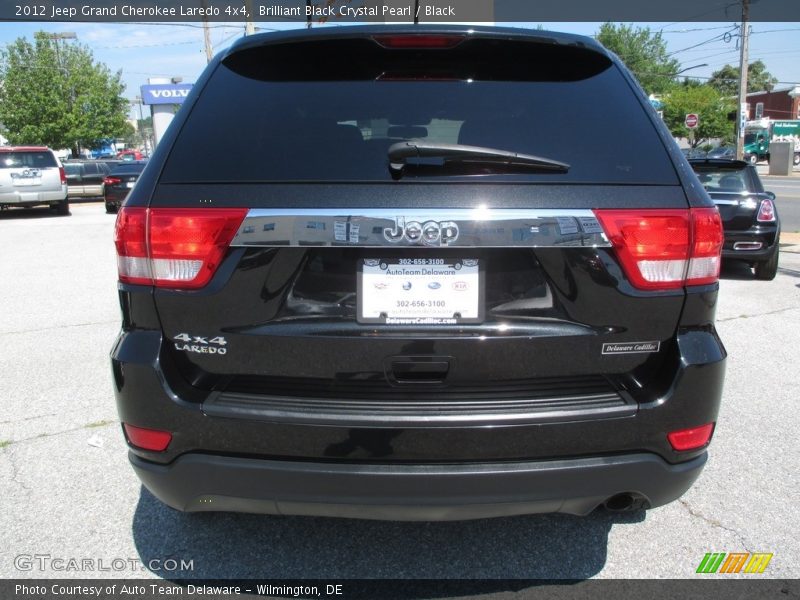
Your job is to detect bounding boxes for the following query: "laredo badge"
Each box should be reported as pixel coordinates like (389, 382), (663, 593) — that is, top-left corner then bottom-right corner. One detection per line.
(174, 333), (228, 355)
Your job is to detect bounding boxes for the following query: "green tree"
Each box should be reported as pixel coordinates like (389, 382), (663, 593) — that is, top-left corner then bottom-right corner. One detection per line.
(708, 61), (778, 97)
(596, 23), (681, 95)
(663, 84), (735, 147)
(0, 31), (130, 157)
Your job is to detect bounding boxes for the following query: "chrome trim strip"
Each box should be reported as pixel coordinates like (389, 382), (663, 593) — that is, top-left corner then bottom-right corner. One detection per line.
(230, 208), (610, 248)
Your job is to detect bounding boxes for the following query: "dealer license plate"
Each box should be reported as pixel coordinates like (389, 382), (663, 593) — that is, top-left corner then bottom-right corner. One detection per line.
(358, 258), (482, 325)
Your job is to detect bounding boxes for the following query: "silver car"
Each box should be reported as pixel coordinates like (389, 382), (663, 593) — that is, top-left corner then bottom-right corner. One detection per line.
(0, 146), (69, 215)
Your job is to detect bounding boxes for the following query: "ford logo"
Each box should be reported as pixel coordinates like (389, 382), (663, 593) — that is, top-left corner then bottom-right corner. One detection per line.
(428, 282), (441, 290)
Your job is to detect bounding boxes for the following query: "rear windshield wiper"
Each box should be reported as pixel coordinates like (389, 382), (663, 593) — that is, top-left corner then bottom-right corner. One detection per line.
(387, 141), (570, 178)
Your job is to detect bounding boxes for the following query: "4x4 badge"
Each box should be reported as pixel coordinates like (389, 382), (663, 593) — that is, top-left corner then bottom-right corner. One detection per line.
(173, 333), (228, 355)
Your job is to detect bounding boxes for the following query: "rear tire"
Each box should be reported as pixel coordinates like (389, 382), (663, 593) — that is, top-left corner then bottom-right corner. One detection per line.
(105, 203), (117, 214)
(56, 198), (69, 216)
(794, 153), (800, 166)
(754, 245), (779, 280)
(746, 153), (757, 165)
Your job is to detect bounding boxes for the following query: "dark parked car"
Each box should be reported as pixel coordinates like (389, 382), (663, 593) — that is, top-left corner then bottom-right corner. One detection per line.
(706, 146), (736, 159)
(63, 160), (119, 199)
(112, 26), (726, 520)
(690, 158), (780, 279)
(103, 161), (147, 213)
(681, 147), (707, 160)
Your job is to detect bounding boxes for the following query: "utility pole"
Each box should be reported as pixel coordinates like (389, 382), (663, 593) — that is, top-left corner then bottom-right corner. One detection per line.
(134, 95), (150, 156)
(736, 0), (750, 160)
(202, 0), (213, 62)
(244, 0), (255, 35)
(47, 32), (78, 156)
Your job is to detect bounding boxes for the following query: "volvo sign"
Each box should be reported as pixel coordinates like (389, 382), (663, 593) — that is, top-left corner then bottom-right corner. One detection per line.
(140, 83), (193, 105)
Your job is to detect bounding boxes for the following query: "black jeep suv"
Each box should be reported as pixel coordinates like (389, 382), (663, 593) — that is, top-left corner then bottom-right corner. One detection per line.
(112, 26), (726, 520)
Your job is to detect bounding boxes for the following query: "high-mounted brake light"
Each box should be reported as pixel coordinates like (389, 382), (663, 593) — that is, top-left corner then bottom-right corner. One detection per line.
(593, 208), (722, 290)
(757, 198), (776, 222)
(123, 423), (172, 452)
(667, 423), (715, 451)
(114, 207), (247, 289)
(372, 34), (466, 49)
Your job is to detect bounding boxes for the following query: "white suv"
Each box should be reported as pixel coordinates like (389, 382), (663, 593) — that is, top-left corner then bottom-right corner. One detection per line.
(0, 146), (69, 215)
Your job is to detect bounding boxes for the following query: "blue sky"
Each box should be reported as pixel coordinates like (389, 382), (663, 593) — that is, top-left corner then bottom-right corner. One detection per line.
(0, 20), (798, 119)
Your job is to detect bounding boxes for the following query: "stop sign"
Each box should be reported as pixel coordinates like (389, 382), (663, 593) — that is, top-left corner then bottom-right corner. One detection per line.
(685, 113), (699, 129)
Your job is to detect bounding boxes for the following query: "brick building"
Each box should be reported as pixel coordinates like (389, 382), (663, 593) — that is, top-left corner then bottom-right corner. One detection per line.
(746, 85), (800, 120)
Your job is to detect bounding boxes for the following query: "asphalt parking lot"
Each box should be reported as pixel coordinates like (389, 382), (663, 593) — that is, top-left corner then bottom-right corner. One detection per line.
(1, 201), (799, 581)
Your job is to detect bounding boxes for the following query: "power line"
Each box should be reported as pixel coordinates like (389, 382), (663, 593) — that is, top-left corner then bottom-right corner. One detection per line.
(657, 1), (742, 29)
(660, 25), (738, 34)
(750, 28), (800, 34)
(667, 26), (738, 56)
(93, 40), (199, 49)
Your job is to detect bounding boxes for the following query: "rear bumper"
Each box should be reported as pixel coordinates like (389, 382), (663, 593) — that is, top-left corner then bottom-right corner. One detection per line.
(131, 451), (707, 520)
(0, 188), (67, 205)
(113, 312), (725, 520)
(721, 224), (779, 261)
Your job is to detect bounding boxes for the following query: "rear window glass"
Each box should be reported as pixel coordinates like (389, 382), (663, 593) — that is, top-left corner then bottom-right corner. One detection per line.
(110, 164), (146, 176)
(692, 165), (759, 193)
(0, 151), (57, 169)
(161, 37), (678, 185)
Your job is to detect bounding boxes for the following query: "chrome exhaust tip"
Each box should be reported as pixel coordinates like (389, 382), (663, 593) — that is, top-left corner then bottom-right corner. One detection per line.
(733, 241), (763, 251)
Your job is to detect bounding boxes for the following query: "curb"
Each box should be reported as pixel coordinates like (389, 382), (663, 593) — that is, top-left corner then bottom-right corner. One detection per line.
(781, 232), (800, 245)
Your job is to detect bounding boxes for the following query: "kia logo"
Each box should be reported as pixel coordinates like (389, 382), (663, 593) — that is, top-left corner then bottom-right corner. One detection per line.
(383, 217), (459, 246)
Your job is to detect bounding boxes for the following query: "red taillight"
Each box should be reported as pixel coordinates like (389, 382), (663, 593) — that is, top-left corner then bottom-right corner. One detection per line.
(115, 207), (151, 285)
(148, 208), (247, 289)
(59, 166), (66, 184)
(104, 176), (121, 186)
(593, 208), (722, 290)
(372, 34), (465, 49)
(687, 208), (724, 286)
(667, 423), (715, 451)
(757, 198), (776, 222)
(123, 423), (172, 452)
(114, 207), (247, 289)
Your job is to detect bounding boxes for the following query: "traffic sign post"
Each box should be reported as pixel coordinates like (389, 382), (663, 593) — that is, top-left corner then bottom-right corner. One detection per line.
(685, 113), (699, 129)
